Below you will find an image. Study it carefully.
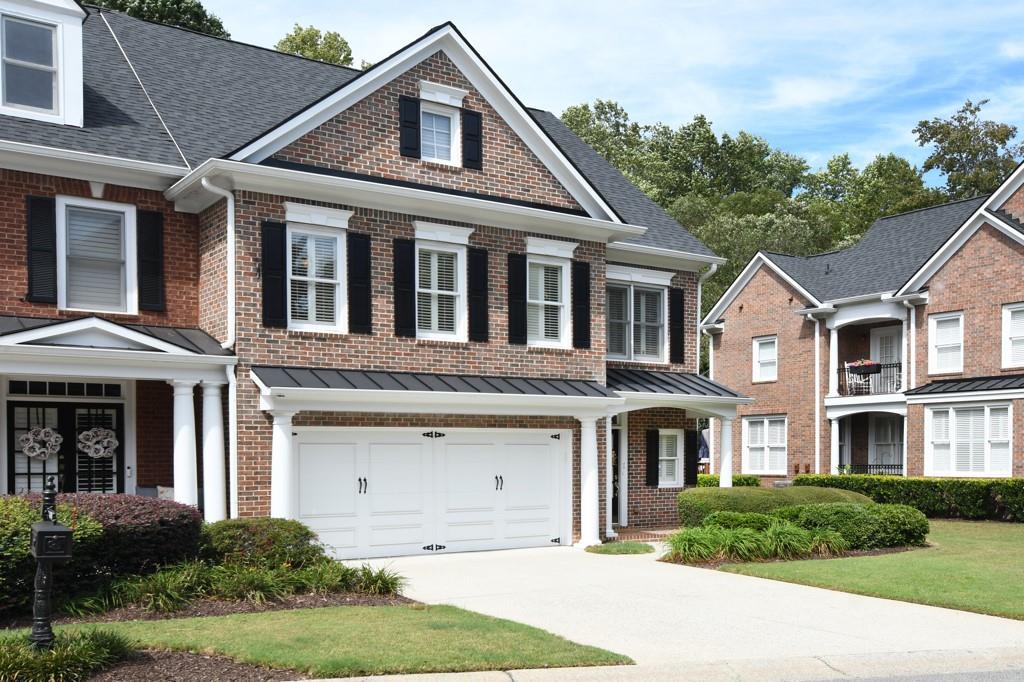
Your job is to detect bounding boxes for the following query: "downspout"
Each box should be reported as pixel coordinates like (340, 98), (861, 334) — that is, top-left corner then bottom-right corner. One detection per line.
(696, 263), (718, 373)
(806, 314), (821, 475)
(201, 178), (238, 516)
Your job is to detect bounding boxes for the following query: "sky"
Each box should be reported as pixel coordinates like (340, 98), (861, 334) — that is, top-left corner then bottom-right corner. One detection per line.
(203, 0), (1024, 175)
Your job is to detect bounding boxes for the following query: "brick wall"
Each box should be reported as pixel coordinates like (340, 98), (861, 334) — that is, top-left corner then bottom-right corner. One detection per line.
(273, 51), (581, 212)
(134, 380), (173, 488)
(623, 407), (695, 527)
(198, 199), (228, 341)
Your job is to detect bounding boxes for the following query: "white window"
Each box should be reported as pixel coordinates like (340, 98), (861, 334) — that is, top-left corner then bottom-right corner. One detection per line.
(420, 101), (460, 165)
(606, 284), (666, 362)
(527, 256), (570, 347)
(658, 429), (682, 487)
(743, 416), (787, 475)
(929, 312), (963, 374)
(416, 243), (465, 341)
(287, 227), (344, 332)
(2, 15), (56, 114)
(927, 404), (1012, 477)
(752, 336), (778, 382)
(56, 197), (136, 314)
(1003, 304), (1024, 369)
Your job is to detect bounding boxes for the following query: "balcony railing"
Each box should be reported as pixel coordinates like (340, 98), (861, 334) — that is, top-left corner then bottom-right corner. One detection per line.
(840, 464), (903, 476)
(837, 362), (902, 396)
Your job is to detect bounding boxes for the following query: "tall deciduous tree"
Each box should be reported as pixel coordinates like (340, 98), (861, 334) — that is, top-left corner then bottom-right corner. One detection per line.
(275, 24), (353, 66)
(92, 0), (228, 37)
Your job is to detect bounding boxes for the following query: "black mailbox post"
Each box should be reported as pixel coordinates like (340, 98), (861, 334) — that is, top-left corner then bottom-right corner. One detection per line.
(28, 477), (72, 649)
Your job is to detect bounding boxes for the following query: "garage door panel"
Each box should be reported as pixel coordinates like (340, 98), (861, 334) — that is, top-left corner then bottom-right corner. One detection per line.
(298, 443), (359, 520)
(366, 522), (430, 550)
(366, 441), (432, 516)
(438, 443), (499, 512)
(314, 527), (359, 553)
(443, 520), (498, 542)
(500, 443), (558, 511)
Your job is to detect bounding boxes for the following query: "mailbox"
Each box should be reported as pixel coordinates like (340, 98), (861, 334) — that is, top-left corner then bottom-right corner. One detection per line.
(30, 521), (73, 561)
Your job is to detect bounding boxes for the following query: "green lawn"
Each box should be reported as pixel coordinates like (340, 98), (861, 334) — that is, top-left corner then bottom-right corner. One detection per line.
(64, 605), (629, 677)
(585, 541), (655, 555)
(724, 520), (1024, 619)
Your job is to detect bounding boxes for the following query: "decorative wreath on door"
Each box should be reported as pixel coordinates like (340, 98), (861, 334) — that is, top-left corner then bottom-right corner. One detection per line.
(18, 427), (63, 460)
(78, 428), (119, 459)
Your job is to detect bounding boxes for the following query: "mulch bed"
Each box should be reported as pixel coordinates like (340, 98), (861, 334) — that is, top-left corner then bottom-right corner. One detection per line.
(89, 649), (308, 681)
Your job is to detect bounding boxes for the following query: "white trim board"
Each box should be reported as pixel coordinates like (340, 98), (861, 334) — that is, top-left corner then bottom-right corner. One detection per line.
(702, 252), (822, 326)
(0, 317), (191, 355)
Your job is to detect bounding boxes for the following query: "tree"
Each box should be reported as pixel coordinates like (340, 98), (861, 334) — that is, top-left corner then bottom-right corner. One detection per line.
(92, 0), (228, 37)
(276, 24), (353, 66)
(914, 99), (1024, 199)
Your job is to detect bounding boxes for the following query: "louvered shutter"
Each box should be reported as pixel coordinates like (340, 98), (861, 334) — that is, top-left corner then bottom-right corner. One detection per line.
(633, 288), (663, 359)
(468, 247), (489, 342)
(393, 238), (416, 337)
(683, 430), (701, 486)
(989, 406), (1010, 475)
(507, 253), (527, 344)
(954, 407), (984, 473)
(931, 409), (951, 471)
(26, 196), (57, 303)
(571, 260), (590, 349)
(399, 96), (421, 158)
(261, 221), (287, 328)
(669, 287), (684, 364)
(462, 109), (483, 170)
(645, 429), (660, 487)
(606, 286), (629, 356)
(347, 232), (372, 334)
(137, 210), (165, 311)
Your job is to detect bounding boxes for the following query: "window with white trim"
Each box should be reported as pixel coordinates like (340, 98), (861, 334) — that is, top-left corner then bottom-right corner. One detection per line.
(420, 101), (460, 165)
(929, 312), (963, 374)
(527, 256), (569, 347)
(658, 429), (682, 486)
(56, 197), (136, 314)
(606, 284), (666, 362)
(1003, 303), (1024, 369)
(752, 336), (778, 382)
(416, 242), (465, 340)
(287, 226), (344, 331)
(2, 15), (57, 114)
(927, 404), (1011, 477)
(743, 416), (787, 475)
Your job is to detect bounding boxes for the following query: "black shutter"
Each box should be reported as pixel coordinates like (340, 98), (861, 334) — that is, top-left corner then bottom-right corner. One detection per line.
(25, 196), (57, 304)
(645, 429), (660, 487)
(669, 287), (685, 364)
(571, 260), (591, 349)
(399, 95), (421, 158)
(507, 253), (527, 345)
(137, 210), (165, 312)
(462, 109), (483, 170)
(683, 429), (701, 486)
(393, 238), (416, 337)
(468, 247), (489, 342)
(261, 221), (287, 328)
(347, 232), (372, 334)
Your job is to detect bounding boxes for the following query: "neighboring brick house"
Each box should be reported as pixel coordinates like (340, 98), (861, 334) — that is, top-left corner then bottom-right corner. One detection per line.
(0, 1), (748, 558)
(703, 179), (1024, 484)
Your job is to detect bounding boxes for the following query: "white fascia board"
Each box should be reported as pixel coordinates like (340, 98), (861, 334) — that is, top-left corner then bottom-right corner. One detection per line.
(606, 263), (675, 286)
(906, 389), (1024, 405)
(228, 25), (618, 222)
(166, 159), (646, 244)
(0, 139), (187, 190)
(613, 391), (752, 419)
(822, 292), (894, 306)
(701, 252), (821, 326)
(983, 160), (1024, 209)
(0, 316), (190, 355)
(0, 345), (234, 382)
(824, 396), (907, 420)
(606, 242), (724, 272)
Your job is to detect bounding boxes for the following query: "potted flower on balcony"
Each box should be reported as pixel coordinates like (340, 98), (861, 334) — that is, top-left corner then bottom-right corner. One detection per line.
(848, 359), (882, 375)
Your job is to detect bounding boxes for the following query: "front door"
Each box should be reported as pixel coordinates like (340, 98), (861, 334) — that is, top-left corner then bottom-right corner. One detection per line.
(7, 402), (125, 494)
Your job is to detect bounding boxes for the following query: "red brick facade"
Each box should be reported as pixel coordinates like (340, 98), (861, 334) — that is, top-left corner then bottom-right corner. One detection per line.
(623, 408), (696, 527)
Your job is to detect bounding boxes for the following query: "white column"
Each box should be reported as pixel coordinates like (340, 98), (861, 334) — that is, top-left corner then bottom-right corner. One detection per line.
(270, 411), (297, 519)
(828, 326), (839, 396)
(618, 413), (629, 527)
(604, 416), (616, 538)
(908, 305), (917, 390)
(201, 382), (227, 522)
(830, 418), (840, 473)
(170, 380), (199, 507)
(578, 416), (600, 547)
(719, 418), (734, 487)
(813, 318), (821, 474)
(902, 314), (909, 391)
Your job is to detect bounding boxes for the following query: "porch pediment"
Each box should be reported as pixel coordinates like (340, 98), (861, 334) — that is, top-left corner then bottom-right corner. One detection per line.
(0, 316), (193, 354)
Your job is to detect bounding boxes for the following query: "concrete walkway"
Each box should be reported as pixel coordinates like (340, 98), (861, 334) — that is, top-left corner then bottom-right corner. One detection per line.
(354, 545), (1024, 679)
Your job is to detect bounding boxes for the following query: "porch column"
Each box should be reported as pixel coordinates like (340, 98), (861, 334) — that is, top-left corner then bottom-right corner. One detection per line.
(578, 415), (600, 547)
(604, 416), (616, 538)
(830, 418), (840, 474)
(270, 410), (297, 519)
(170, 380), (199, 507)
(828, 327), (839, 395)
(719, 418), (734, 487)
(201, 382), (227, 522)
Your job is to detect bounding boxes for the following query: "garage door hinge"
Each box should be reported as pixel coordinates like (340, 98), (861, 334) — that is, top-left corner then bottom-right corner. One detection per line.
(550, 433), (561, 440)
(422, 544), (447, 551)
(551, 537), (560, 544)
(422, 431), (446, 438)
(422, 544), (434, 551)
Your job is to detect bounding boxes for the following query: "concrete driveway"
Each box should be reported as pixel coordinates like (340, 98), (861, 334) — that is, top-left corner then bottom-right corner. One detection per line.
(367, 545), (1024, 668)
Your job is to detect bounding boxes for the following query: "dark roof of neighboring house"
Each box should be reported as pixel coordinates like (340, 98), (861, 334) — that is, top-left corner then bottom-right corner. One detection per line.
(906, 374), (1024, 395)
(605, 367), (746, 398)
(0, 8), (712, 257)
(252, 366), (618, 398)
(762, 196), (989, 302)
(0, 315), (231, 355)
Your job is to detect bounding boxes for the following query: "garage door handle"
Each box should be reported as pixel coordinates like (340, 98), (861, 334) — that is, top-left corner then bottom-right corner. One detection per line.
(494, 475), (499, 491)
(364, 478), (368, 494)
(499, 475), (504, 490)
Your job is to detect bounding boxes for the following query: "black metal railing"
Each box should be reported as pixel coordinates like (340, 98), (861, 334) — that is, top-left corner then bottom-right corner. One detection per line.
(837, 362), (902, 396)
(840, 464), (903, 476)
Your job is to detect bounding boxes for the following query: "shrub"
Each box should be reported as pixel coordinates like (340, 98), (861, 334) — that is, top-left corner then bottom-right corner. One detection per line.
(677, 486), (872, 526)
(870, 504), (930, 547)
(697, 474), (761, 487)
(353, 565), (405, 595)
(0, 630), (132, 682)
(719, 527), (769, 561)
(809, 530), (849, 557)
(702, 511), (774, 531)
(665, 527), (726, 563)
(201, 517), (326, 569)
(776, 502), (929, 550)
(762, 521), (814, 559)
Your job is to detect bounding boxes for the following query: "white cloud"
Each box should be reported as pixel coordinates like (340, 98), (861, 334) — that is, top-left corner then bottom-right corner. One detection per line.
(999, 41), (1024, 59)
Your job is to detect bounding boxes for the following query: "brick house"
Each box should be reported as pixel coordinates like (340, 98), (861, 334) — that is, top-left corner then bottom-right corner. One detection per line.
(702, 177), (1024, 484)
(0, 0), (748, 558)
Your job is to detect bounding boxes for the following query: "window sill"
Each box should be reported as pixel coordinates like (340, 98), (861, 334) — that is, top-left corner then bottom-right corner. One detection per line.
(657, 483), (684, 490)
(285, 326), (348, 337)
(420, 159), (464, 172)
(416, 337), (470, 348)
(751, 379), (778, 385)
(527, 344), (574, 354)
(606, 358), (670, 366)
(927, 371), (963, 378)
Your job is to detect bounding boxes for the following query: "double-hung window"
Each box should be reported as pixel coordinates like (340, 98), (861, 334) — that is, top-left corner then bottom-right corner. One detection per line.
(927, 404), (1011, 477)
(1003, 303), (1024, 369)
(658, 429), (682, 487)
(527, 257), (569, 347)
(287, 227), (344, 331)
(752, 336), (778, 382)
(56, 197), (136, 314)
(606, 284), (666, 362)
(2, 15), (57, 114)
(416, 243), (464, 340)
(420, 101), (460, 165)
(743, 416), (787, 475)
(929, 312), (963, 374)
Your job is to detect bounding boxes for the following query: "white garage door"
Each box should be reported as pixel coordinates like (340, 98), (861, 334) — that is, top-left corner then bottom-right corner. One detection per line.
(296, 428), (570, 559)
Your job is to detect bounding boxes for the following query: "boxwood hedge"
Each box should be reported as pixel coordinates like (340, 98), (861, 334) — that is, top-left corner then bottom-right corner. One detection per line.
(677, 486), (873, 526)
(773, 502), (929, 549)
(697, 474), (761, 487)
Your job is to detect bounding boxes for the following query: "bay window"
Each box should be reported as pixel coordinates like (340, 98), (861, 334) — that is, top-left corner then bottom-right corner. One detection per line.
(927, 404), (1011, 477)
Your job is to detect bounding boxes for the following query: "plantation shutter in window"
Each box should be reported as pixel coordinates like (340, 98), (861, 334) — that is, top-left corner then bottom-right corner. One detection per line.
(66, 206), (127, 312)
(507, 253), (527, 344)
(989, 407), (1010, 475)
(633, 288), (663, 359)
(347, 232), (372, 334)
(399, 95), (421, 158)
(1009, 309), (1024, 365)
(683, 430), (701, 486)
(468, 247), (489, 342)
(669, 287), (684, 364)
(931, 409), (951, 471)
(645, 429), (659, 487)
(417, 249), (457, 334)
(26, 195), (57, 303)
(137, 210), (165, 311)
(747, 419), (765, 471)
(659, 433), (679, 484)
(462, 109), (483, 170)
(767, 418), (787, 473)
(954, 407), (984, 473)
(289, 233), (338, 325)
(261, 221), (287, 327)
(571, 260), (590, 349)
(606, 286), (628, 356)
(528, 262), (562, 342)
(934, 317), (961, 372)
(393, 238), (416, 337)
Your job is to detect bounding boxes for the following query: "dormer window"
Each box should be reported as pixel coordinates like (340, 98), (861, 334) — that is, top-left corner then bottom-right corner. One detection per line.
(2, 16), (56, 113)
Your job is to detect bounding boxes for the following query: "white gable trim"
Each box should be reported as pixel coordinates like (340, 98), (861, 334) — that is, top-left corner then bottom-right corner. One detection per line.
(701, 253), (822, 326)
(0, 317), (193, 355)
(227, 23), (619, 222)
